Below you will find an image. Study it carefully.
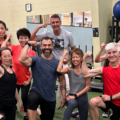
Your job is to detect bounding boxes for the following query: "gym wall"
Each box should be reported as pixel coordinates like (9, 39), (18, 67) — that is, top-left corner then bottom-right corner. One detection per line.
(0, 0), (119, 67)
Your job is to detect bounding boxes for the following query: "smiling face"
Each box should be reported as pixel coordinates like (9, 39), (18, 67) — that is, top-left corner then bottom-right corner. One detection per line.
(106, 47), (119, 63)
(0, 50), (12, 66)
(0, 23), (6, 39)
(70, 49), (83, 68)
(72, 52), (82, 67)
(40, 39), (53, 57)
(19, 36), (29, 47)
(50, 18), (61, 32)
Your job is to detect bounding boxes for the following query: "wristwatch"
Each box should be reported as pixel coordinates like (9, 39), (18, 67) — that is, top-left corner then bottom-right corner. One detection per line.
(74, 94), (77, 99)
(25, 41), (31, 47)
(110, 96), (112, 101)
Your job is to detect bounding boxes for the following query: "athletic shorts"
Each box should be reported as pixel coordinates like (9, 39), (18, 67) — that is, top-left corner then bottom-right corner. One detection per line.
(27, 89), (56, 120)
(99, 96), (120, 120)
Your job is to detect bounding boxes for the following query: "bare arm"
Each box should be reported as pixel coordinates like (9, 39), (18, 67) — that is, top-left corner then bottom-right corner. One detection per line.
(95, 43), (107, 63)
(102, 92), (120, 101)
(59, 75), (66, 99)
(19, 41), (37, 67)
(23, 72), (32, 86)
(76, 77), (91, 97)
(58, 75), (66, 109)
(112, 92), (120, 100)
(15, 89), (24, 112)
(95, 54), (107, 63)
(57, 49), (71, 74)
(15, 89), (21, 103)
(81, 51), (103, 77)
(30, 23), (47, 41)
(63, 46), (76, 64)
(1, 34), (12, 48)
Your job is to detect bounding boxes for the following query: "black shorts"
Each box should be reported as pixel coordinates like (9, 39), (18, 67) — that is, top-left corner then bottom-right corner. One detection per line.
(99, 96), (120, 120)
(27, 89), (56, 120)
(0, 102), (16, 120)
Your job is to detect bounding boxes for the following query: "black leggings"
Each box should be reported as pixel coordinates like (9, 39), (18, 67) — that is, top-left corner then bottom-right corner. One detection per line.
(0, 103), (16, 120)
(63, 93), (88, 120)
(16, 83), (31, 112)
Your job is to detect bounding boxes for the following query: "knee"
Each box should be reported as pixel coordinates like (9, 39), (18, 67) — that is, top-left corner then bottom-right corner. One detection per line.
(68, 99), (77, 107)
(0, 114), (5, 120)
(89, 98), (97, 108)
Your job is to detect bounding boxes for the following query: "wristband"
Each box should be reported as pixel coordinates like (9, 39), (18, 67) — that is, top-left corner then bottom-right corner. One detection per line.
(74, 94), (77, 99)
(25, 42), (31, 47)
(110, 96), (112, 101)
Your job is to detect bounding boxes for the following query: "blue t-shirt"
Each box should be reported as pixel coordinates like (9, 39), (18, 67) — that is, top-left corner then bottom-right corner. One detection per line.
(31, 56), (61, 101)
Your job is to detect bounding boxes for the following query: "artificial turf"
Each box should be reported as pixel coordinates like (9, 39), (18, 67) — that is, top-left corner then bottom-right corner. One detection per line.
(16, 89), (110, 120)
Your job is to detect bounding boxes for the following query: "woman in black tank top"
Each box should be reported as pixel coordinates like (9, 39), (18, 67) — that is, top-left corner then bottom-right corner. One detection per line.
(0, 47), (24, 120)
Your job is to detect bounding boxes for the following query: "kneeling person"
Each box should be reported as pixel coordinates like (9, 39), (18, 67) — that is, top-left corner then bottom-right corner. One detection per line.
(81, 42), (120, 120)
(19, 37), (66, 120)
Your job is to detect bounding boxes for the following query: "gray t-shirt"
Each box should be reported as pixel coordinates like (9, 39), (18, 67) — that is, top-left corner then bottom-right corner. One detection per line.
(37, 29), (74, 60)
(69, 68), (86, 94)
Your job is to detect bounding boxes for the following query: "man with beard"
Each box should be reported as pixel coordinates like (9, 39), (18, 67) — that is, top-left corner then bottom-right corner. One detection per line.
(19, 37), (66, 120)
(81, 42), (120, 120)
(30, 14), (76, 100)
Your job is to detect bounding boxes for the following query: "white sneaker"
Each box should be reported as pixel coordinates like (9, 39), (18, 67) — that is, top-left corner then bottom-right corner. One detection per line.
(102, 111), (111, 118)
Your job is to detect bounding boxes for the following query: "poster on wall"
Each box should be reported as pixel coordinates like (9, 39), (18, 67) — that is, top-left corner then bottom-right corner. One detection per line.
(26, 12), (93, 63)
(93, 28), (99, 37)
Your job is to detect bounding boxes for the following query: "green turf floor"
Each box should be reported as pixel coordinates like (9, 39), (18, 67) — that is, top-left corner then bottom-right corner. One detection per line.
(16, 89), (110, 120)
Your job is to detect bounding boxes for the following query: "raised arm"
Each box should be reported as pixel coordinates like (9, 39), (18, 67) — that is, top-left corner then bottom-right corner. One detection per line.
(30, 23), (47, 41)
(63, 46), (76, 64)
(57, 49), (71, 74)
(81, 51), (103, 78)
(1, 33), (12, 48)
(95, 43), (107, 63)
(19, 41), (37, 67)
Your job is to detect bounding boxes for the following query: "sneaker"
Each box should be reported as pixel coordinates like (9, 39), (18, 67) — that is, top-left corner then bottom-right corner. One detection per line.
(109, 113), (113, 120)
(24, 116), (28, 120)
(71, 111), (79, 118)
(37, 108), (41, 116)
(102, 111), (111, 118)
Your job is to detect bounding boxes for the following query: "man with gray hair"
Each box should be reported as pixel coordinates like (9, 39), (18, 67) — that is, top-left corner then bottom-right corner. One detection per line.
(81, 42), (120, 120)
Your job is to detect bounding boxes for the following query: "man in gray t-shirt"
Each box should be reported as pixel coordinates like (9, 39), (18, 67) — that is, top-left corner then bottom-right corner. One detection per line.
(30, 14), (76, 99)
(36, 29), (74, 60)
(30, 14), (76, 62)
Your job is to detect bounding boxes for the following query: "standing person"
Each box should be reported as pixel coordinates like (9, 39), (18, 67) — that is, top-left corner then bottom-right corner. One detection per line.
(81, 42), (120, 120)
(19, 37), (66, 120)
(0, 20), (11, 65)
(84, 18), (89, 27)
(30, 14), (76, 98)
(57, 49), (91, 120)
(1, 28), (36, 120)
(0, 47), (24, 120)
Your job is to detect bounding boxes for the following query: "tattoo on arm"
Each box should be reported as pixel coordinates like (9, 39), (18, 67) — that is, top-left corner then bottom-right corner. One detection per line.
(60, 85), (66, 90)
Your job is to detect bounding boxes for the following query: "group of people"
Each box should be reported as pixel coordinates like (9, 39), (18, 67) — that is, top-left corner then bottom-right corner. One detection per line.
(0, 13), (120, 120)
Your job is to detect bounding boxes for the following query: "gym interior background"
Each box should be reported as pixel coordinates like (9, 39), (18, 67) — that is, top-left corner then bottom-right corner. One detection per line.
(0, 0), (119, 67)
